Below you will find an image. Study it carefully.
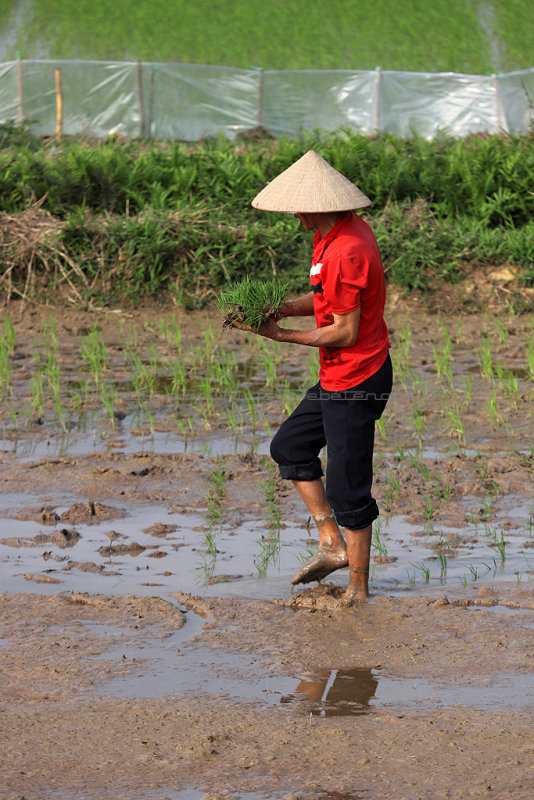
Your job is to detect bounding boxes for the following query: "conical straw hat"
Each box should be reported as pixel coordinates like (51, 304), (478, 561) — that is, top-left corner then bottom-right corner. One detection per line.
(251, 150), (371, 213)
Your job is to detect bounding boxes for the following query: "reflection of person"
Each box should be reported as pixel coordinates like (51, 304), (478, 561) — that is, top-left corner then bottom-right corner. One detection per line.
(295, 667), (379, 714)
(242, 150), (392, 603)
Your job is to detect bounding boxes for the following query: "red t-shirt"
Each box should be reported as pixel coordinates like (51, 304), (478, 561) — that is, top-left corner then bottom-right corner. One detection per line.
(310, 211), (390, 391)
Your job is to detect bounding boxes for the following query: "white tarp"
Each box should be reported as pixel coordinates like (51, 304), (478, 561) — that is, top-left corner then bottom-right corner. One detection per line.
(0, 59), (533, 140)
(143, 63), (260, 140)
(261, 70), (379, 136)
(0, 61), (18, 124)
(496, 69), (534, 135)
(378, 71), (498, 138)
(17, 61), (139, 137)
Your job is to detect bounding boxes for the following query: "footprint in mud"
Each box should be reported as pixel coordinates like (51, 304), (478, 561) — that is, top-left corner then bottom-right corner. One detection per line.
(146, 548), (167, 558)
(206, 573), (244, 584)
(14, 501), (126, 525)
(272, 583), (352, 611)
(61, 500), (126, 523)
(98, 541), (146, 557)
(142, 522), (178, 537)
(24, 573), (63, 584)
(65, 560), (119, 576)
(15, 505), (61, 525)
(50, 527), (80, 547)
(1, 527), (80, 549)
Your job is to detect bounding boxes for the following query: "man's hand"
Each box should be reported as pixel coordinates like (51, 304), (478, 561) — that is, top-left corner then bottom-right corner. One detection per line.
(230, 315), (282, 340)
(257, 316), (283, 340)
(230, 305), (360, 349)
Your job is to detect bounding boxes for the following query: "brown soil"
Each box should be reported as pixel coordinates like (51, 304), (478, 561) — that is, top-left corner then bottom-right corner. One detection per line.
(1, 587), (533, 800)
(0, 298), (533, 799)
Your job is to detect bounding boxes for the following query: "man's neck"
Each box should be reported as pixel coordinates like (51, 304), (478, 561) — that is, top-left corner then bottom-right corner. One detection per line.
(317, 212), (342, 239)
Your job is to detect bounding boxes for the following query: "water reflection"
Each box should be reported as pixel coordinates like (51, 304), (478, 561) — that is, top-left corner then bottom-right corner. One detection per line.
(283, 667), (379, 716)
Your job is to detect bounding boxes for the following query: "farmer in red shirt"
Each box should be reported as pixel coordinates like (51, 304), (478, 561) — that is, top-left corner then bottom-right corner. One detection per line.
(246, 150), (392, 603)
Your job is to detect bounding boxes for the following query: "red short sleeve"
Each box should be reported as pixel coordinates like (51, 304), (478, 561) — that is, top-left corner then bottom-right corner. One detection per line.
(321, 251), (368, 315)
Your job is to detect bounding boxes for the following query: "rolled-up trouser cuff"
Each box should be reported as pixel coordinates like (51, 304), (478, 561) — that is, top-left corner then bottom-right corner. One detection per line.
(278, 461), (324, 482)
(334, 499), (379, 530)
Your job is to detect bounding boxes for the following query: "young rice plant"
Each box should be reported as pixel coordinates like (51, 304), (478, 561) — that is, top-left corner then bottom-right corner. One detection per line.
(218, 276), (289, 331)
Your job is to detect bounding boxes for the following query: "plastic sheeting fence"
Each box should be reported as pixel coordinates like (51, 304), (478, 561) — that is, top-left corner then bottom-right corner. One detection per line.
(0, 60), (533, 141)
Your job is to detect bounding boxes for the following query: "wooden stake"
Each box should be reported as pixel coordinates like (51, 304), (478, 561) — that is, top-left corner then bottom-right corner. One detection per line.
(55, 68), (62, 138)
(374, 66), (382, 134)
(17, 59), (23, 126)
(493, 74), (502, 133)
(148, 65), (155, 138)
(137, 59), (145, 137)
(257, 68), (263, 128)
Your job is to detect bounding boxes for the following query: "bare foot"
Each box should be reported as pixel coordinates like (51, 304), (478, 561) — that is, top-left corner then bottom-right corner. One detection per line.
(340, 567), (370, 605)
(291, 544), (348, 585)
(340, 583), (369, 605)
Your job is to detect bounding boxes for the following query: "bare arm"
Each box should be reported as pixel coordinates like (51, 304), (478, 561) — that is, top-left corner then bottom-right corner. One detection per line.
(255, 306), (361, 349)
(277, 291), (315, 318)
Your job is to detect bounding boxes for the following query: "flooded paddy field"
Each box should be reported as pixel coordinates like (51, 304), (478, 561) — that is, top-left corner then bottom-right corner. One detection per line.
(1, 299), (533, 800)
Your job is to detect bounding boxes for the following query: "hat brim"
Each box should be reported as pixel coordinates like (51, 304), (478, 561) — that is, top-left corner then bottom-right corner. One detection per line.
(251, 150), (372, 213)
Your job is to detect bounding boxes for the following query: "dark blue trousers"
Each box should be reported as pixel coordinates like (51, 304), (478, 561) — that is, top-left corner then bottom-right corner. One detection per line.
(270, 354), (392, 530)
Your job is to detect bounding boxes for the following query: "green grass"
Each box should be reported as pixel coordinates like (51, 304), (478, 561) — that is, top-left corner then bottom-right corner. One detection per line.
(1, 0), (533, 73)
(1, 128), (533, 306)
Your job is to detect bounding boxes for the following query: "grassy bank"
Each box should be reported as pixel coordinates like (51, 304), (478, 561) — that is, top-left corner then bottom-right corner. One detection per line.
(2, 0), (533, 73)
(0, 126), (533, 308)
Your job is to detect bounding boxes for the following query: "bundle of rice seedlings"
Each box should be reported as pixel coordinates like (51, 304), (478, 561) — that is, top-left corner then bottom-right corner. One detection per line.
(218, 276), (289, 330)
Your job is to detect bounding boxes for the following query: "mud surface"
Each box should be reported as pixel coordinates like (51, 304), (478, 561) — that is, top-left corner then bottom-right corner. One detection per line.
(1, 587), (534, 800)
(0, 299), (533, 799)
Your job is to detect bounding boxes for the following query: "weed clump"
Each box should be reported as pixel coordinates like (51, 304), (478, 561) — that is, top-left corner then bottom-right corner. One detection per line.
(218, 276), (289, 330)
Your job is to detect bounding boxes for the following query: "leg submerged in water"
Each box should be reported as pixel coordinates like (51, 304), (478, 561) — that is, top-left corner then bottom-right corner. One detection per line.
(291, 478), (349, 585)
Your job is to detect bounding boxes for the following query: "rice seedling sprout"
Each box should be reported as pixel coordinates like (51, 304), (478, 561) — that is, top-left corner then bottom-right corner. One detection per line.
(392, 322), (412, 387)
(101, 383), (118, 429)
(413, 562), (431, 583)
(80, 326), (108, 389)
(443, 406), (466, 445)
(255, 464), (282, 576)
(376, 417), (386, 442)
(218, 276), (289, 331)
(479, 337), (495, 382)
(0, 338), (12, 398)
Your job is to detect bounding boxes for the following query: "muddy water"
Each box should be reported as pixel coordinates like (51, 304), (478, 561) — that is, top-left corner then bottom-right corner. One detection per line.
(1, 304), (532, 598)
(1, 302), (534, 800)
(1, 483), (531, 598)
(89, 617), (534, 713)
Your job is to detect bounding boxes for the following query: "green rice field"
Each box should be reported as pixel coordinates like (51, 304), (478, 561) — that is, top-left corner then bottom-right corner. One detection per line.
(1, 0), (533, 73)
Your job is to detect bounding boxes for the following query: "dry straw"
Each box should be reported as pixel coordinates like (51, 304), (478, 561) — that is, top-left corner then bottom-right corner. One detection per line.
(251, 150), (371, 213)
(0, 202), (88, 305)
